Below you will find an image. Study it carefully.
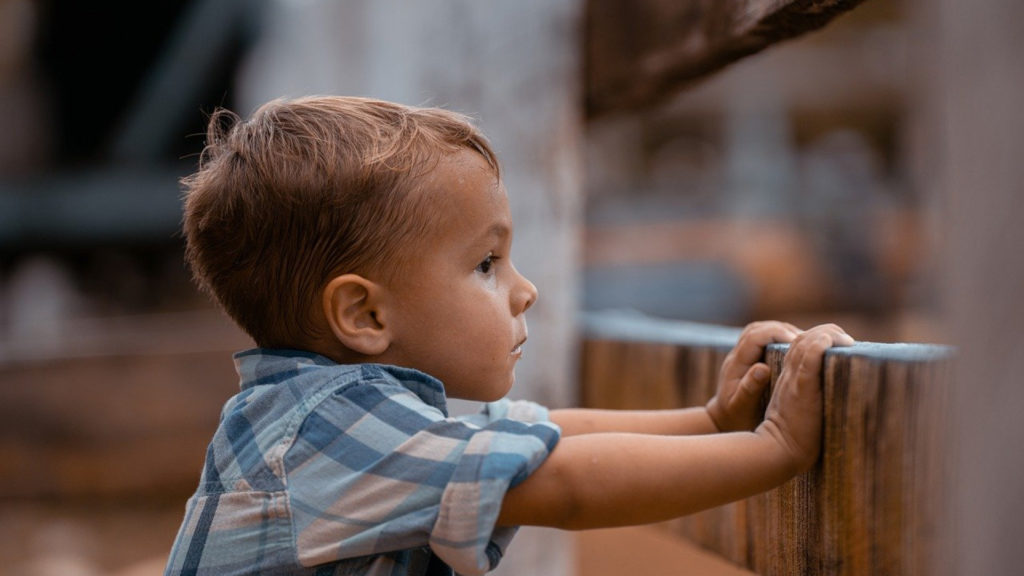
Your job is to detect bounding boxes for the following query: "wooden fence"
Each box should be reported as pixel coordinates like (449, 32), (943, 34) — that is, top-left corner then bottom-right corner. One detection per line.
(580, 311), (952, 576)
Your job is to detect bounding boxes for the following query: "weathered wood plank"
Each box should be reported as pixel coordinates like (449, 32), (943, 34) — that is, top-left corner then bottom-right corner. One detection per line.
(585, 0), (869, 117)
(580, 311), (951, 576)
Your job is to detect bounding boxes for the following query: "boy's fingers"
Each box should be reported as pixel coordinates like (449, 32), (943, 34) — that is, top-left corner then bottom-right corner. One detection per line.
(732, 322), (802, 365)
(782, 325), (856, 384)
(752, 363), (770, 382)
(791, 324), (855, 350)
(790, 332), (832, 379)
(737, 363), (771, 399)
(777, 322), (803, 337)
(748, 321), (802, 342)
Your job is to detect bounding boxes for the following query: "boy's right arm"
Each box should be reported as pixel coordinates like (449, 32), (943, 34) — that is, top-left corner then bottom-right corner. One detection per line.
(496, 324), (854, 530)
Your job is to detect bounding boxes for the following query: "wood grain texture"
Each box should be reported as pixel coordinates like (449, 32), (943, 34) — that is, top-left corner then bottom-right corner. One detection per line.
(580, 311), (951, 576)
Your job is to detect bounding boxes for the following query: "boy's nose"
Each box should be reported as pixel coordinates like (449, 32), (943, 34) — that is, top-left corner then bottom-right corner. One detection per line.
(512, 266), (538, 315)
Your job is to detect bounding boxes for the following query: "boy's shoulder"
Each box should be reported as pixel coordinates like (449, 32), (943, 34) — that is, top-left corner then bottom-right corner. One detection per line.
(203, 351), (453, 493)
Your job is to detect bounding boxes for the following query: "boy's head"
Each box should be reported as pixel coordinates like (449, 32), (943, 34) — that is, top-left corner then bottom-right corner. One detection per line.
(183, 96), (500, 351)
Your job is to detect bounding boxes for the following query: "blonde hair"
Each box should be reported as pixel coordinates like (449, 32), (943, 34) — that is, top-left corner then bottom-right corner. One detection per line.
(182, 96), (498, 348)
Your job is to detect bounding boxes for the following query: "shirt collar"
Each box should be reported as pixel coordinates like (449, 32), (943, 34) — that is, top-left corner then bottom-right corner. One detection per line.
(232, 348), (450, 415)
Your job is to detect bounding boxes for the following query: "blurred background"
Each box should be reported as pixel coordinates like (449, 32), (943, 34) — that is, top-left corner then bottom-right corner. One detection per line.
(0, 0), (1017, 574)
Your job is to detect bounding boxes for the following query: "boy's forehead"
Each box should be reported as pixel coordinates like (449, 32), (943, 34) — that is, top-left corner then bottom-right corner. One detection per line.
(411, 150), (509, 235)
(421, 149), (503, 203)
(441, 147), (499, 183)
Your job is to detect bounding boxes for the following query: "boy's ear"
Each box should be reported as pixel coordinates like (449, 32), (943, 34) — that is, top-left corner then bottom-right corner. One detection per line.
(321, 274), (391, 356)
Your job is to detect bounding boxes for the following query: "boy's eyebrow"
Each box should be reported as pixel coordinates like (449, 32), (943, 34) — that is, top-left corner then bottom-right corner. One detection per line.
(481, 221), (512, 240)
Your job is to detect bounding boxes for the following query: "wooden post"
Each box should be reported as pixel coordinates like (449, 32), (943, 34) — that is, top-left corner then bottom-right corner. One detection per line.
(909, 0), (1024, 573)
(581, 311), (952, 576)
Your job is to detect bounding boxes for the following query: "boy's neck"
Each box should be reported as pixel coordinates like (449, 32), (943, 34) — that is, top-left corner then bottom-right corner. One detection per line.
(306, 340), (375, 366)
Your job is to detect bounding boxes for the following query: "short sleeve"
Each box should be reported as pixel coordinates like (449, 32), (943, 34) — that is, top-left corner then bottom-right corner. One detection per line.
(456, 398), (553, 428)
(431, 402), (560, 574)
(285, 382), (560, 575)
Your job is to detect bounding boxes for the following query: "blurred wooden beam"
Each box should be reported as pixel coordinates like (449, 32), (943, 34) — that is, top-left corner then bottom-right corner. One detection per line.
(585, 0), (869, 117)
(0, 311), (249, 499)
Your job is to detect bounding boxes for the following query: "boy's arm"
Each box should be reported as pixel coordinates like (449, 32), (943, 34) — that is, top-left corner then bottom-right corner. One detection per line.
(551, 321), (801, 437)
(549, 406), (718, 437)
(497, 324), (853, 530)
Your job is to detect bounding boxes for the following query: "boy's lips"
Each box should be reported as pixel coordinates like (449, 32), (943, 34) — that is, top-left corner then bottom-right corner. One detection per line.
(511, 336), (527, 357)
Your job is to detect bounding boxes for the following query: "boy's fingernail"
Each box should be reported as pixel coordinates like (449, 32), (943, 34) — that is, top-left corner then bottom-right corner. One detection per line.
(753, 366), (769, 381)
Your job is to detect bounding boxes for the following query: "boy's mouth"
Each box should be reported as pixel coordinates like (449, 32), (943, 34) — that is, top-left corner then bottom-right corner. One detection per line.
(511, 336), (527, 358)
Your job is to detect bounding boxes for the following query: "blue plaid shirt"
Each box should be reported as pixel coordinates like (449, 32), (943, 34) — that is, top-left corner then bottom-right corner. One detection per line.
(164, 349), (561, 576)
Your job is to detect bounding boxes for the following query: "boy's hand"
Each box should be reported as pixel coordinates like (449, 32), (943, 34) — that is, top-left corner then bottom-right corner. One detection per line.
(758, 324), (855, 474)
(707, 321), (801, 433)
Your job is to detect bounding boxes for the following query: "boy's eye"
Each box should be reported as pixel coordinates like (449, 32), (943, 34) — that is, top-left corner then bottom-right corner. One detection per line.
(476, 253), (495, 274)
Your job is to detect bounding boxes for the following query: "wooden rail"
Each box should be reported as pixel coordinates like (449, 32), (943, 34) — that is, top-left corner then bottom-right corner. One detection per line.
(580, 311), (952, 576)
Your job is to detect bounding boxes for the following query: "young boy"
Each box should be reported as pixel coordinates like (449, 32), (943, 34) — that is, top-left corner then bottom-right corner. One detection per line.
(165, 95), (854, 576)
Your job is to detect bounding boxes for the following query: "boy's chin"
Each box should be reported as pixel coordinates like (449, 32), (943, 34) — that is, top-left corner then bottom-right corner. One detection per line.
(442, 366), (518, 402)
(466, 377), (515, 403)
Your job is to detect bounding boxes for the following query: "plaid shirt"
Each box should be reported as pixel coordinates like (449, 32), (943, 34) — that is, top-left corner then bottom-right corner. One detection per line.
(165, 349), (561, 576)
